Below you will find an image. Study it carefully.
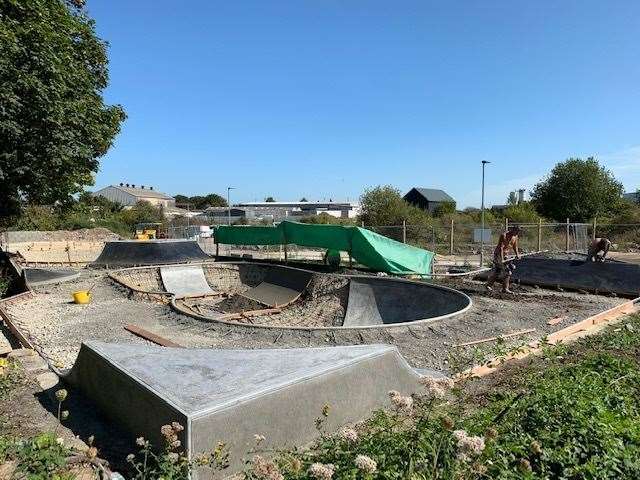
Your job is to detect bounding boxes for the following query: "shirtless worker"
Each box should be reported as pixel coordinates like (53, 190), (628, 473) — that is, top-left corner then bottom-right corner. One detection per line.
(586, 237), (612, 262)
(486, 225), (521, 294)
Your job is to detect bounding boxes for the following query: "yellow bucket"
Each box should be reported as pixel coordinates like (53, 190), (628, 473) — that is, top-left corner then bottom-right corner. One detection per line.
(72, 290), (91, 304)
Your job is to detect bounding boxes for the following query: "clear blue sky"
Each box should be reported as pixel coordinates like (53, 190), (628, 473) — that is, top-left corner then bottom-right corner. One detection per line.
(89, 0), (640, 208)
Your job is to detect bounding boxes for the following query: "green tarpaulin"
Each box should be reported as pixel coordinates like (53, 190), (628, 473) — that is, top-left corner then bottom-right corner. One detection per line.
(215, 221), (433, 275)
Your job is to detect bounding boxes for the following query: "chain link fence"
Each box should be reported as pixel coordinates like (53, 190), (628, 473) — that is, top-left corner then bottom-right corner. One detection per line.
(164, 219), (640, 267)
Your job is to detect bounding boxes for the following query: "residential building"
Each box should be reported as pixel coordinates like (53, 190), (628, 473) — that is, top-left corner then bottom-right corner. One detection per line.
(403, 188), (456, 213)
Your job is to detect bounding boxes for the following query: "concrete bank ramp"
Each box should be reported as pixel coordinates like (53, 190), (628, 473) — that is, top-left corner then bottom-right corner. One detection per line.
(23, 268), (80, 287)
(160, 265), (214, 297)
(91, 240), (211, 268)
(65, 341), (425, 477)
(240, 267), (313, 307)
(343, 276), (472, 327)
(477, 255), (640, 297)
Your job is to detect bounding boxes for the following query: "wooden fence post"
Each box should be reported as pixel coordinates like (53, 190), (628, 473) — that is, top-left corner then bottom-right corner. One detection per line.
(284, 244), (288, 263)
(504, 217), (509, 231)
(537, 218), (542, 252)
(592, 217), (597, 240)
(565, 218), (570, 252)
(450, 219), (454, 255)
(402, 220), (407, 244)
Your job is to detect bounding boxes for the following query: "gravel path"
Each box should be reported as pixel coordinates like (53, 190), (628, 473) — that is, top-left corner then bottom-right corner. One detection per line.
(3, 271), (624, 373)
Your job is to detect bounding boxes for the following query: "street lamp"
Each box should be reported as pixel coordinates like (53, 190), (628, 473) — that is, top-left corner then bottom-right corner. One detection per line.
(480, 160), (491, 266)
(227, 187), (235, 225)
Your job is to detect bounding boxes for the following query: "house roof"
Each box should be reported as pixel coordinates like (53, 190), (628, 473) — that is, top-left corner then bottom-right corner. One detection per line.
(406, 188), (455, 203)
(111, 185), (173, 200)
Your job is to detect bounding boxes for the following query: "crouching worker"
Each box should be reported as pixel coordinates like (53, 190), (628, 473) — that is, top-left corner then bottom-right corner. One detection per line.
(587, 237), (612, 262)
(487, 225), (521, 294)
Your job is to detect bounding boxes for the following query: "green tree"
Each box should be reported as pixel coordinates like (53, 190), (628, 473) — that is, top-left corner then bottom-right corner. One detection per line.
(432, 201), (456, 217)
(359, 185), (431, 226)
(507, 191), (518, 206)
(0, 0), (125, 217)
(299, 197), (308, 202)
(265, 196), (276, 202)
(530, 158), (623, 222)
(504, 202), (540, 224)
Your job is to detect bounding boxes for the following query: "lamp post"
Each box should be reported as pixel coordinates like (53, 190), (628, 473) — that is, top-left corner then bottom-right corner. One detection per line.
(480, 160), (490, 266)
(227, 187), (235, 225)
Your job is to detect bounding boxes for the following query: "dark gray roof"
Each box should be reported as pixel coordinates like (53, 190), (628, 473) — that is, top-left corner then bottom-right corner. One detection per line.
(406, 188), (455, 203)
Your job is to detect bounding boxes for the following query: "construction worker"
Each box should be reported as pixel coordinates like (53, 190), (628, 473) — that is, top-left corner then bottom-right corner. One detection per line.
(486, 225), (521, 294)
(586, 237), (612, 262)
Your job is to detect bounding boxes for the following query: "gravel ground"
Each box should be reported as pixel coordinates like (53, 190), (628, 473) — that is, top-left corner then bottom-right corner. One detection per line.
(3, 270), (623, 373)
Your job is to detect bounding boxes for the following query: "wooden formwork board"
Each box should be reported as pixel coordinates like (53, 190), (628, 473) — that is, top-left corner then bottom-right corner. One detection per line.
(459, 297), (640, 380)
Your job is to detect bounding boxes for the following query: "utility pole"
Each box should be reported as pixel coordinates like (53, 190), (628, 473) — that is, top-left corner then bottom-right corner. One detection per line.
(480, 160), (490, 266)
(227, 187), (235, 226)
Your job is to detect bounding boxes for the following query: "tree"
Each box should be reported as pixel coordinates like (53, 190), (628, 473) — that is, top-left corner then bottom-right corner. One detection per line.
(507, 191), (518, 206)
(299, 197), (308, 202)
(174, 193), (227, 209)
(359, 185), (431, 226)
(265, 196), (276, 202)
(433, 201), (456, 217)
(0, 0), (126, 217)
(504, 202), (540, 224)
(530, 158), (624, 222)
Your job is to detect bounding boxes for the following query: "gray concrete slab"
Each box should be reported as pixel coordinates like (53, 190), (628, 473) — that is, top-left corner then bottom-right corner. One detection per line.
(65, 341), (426, 477)
(91, 240), (212, 268)
(476, 255), (640, 297)
(160, 265), (214, 297)
(23, 268), (81, 287)
(343, 276), (472, 327)
(240, 267), (313, 307)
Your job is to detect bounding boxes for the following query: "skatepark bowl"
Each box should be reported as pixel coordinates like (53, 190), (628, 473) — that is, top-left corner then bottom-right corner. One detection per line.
(109, 262), (473, 330)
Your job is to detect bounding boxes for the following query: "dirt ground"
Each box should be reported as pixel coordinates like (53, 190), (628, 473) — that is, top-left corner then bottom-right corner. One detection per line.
(3, 271), (623, 373)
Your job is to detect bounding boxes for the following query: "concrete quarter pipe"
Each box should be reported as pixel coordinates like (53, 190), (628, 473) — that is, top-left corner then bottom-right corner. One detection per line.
(66, 341), (425, 477)
(91, 240), (212, 268)
(477, 254), (640, 296)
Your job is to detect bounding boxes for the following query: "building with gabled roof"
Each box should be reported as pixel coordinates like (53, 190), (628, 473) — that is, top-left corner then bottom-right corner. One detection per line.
(403, 188), (455, 213)
(92, 183), (175, 208)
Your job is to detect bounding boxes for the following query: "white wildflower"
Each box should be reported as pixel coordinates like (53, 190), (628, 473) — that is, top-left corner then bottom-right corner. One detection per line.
(308, 462), (335, 479)
(339, 427), (358, 443)
(354, 454), (377, 474)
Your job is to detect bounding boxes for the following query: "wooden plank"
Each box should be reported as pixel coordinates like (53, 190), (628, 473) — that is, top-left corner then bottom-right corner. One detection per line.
(459, 297), (640, 380)
(453, 328), (536, 348)
(0, 306), (33, 350)
(124, 324), (182, 348)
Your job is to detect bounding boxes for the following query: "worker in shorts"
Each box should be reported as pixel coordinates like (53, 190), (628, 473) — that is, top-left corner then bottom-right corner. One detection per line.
(586, 237), (612, 262)
(486, 225), (521, 294)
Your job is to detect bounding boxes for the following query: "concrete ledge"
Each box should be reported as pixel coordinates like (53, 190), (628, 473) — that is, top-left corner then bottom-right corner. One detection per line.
(64, 341), (425, 477)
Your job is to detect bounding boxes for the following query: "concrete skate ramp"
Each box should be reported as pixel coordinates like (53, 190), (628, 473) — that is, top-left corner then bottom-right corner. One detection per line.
(477, 255), (640, 297)
(91, 240), (211, 268)
(343, 276), (471, 327)
(240, 267), (313, 307)
(65, 341), (424, 477)
(23, 268), (81, 287)
(160, 265), (214, 297)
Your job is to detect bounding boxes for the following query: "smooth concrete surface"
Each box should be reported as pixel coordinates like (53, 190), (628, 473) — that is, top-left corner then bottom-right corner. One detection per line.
(240, 267), (313, 307)
(160, 265), (214, 297)
(343, 276), (472, 327)
(65, 341), (425, 477)
(23, 268), (81, 287)
(477, 255), (640, 296)
(91, 240), (212, 268)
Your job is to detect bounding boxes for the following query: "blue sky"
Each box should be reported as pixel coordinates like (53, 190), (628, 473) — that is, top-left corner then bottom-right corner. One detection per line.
(89, 1), (640, 208)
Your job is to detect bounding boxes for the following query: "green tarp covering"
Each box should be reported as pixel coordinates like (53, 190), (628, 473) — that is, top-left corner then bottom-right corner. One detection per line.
(215, 220), (433, 275)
